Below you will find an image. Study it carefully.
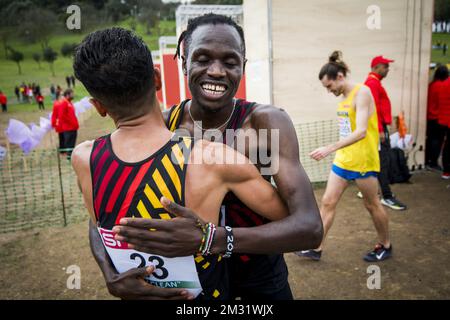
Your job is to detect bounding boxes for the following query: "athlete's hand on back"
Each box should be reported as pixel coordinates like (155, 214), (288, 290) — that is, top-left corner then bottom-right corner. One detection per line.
(113, 197), (206, 257)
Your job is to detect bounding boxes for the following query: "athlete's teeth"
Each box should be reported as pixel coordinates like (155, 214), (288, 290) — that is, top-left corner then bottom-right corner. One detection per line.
(203, 83), (226, 93)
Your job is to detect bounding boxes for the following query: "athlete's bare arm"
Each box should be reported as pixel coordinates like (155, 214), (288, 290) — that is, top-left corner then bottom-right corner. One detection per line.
(185, 140), (288, 224)
(310, 87), (374, 161)
(116, 106), (323, 256)
(72, 141), (191, 300)
(228, 106), (323, 253)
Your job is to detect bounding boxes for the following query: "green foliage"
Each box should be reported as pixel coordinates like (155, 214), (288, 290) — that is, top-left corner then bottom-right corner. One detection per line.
(7, 47), (24, 74)
(32, 52), (41, 69)
(60, 43), (78, 57)
(435, 0), (450, 21)
(42, 47), (58, 76)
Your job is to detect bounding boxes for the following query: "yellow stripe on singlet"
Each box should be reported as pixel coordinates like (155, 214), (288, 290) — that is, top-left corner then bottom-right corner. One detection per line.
(182, 136), (192, 149)
(137, 200), (151, 219)
(152, 168), (175, 202)
(144, 184), (162, 209)
(159, 213), (172, 220)
(195, 255), (204, 263)
(171, 144), (185, 170)
(169, 105), (182, 131)
(161, 154), (182, 199)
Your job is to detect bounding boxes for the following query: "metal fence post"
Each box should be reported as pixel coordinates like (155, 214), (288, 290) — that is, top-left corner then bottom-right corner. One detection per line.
(56, 148), (67, 227)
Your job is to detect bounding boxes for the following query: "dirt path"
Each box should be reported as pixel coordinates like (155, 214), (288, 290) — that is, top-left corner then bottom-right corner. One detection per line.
(0, 171), (449, 299)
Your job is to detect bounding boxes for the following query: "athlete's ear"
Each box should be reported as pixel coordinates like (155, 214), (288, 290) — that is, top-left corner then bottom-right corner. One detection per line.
(154, 67), (162, 91)
(90, 98), (107, 117)
(181, 55), (187, 76)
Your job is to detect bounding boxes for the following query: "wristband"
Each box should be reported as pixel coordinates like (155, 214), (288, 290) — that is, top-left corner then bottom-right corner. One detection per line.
(222, 226), (234, 258)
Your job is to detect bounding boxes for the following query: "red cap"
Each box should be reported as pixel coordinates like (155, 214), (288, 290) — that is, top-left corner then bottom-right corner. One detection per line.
(371, 55), (394, 68)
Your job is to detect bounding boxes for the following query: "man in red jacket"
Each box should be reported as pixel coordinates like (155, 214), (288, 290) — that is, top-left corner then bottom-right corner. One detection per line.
(0, 90), (7, 112)
(51, 96), (64, 153)
(426, 65), (448, 171)
(59, 89), (79, 158)
(364, 56), (407, 210)
(437, 76), (450, 179)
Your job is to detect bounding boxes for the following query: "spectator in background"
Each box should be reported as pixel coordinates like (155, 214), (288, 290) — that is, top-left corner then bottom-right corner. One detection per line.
(365, 55), (407, 211)
(426, 65), (448, 171)
(59, 89), (78, 158)
(27, 85), (33, 104)
(437, 71), (450, 179)
(0, 90), (7, 112)
(20, 83), (26, 102)
(50, 84), (56, 101)
(14, 86), (20, 102)
(70, 75), (76, 87)
(51, 94), (64, 153)
(66, 76), (71, 88)
(35, 84), (41, 96)
(36, 92), (45, 110)
(56, 85), (62, 99)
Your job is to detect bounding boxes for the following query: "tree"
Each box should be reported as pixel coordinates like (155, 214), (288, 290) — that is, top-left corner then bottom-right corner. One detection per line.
(43, 47), (58, 76)
(435, 0), (450, 21)
(105, 0), (130, 23)
(61, 43), (78, 57)
(19, 8), (57, 50)
(7, 47), (24, 75)
(32, 52), (42, 69)
(137, 0), (163, 36)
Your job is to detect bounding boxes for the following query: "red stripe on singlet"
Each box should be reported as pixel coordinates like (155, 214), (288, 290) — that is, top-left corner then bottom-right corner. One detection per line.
(228, 209), (248, 227)
(91, 138), (107, 163)
(239, 205), (264, 226)
(114, 159), (153, 224)
(94, 149), (110, 182)
(94, 160), (119, 216)
(105, 166), (133, 213)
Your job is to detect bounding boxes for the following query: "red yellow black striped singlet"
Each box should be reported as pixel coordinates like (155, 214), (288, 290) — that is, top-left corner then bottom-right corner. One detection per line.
(90, 134), (229, 300)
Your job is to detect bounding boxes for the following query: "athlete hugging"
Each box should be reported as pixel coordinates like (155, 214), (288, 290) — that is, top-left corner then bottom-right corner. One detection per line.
(72, 14), (323, 301)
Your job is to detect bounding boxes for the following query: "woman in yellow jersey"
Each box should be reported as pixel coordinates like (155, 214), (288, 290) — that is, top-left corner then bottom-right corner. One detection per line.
(297, 51), (392, 262)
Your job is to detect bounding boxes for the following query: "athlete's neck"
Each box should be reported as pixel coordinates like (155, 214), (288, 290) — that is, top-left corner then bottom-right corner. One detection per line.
(342, 81), (356, 98)
(115, 105), (169, 136)
(111, 104), (173, 163)
(189, 98), (235, 130)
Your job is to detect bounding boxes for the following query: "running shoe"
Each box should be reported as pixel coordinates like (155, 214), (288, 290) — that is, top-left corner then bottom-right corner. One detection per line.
(381, 197), (407, 210)
(442, 172), (450, 180)
(364, 243), (392, 262)
(295, 249), (322, 261)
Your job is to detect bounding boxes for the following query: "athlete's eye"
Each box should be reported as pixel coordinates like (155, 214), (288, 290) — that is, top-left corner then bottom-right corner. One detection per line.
(197, 55), (209, 63)
(224, 58), (238, 66)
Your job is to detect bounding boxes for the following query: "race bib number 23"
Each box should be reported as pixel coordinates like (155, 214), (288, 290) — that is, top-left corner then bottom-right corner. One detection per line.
(98, 227), (203, 297)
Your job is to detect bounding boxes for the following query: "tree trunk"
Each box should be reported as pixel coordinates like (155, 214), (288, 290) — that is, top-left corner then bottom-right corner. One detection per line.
(17, 62), (22, 75)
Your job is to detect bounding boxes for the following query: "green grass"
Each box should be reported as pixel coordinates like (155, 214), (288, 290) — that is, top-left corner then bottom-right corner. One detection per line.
(431, 33), (450, 65)
(0, 20), (176, 105)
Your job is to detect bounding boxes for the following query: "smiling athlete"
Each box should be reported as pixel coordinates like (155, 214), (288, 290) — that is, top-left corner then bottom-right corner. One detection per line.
(71, 27), (289, 300)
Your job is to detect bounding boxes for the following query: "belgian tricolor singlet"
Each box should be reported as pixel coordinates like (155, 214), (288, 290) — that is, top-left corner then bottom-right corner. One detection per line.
(91, 134), (229, 300)
(167, 100), (290, 297)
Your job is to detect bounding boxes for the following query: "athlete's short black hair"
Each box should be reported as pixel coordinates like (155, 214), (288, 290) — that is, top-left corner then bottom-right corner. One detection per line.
(74, 27), (155, 119)
(175, 13), (246, 60)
